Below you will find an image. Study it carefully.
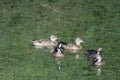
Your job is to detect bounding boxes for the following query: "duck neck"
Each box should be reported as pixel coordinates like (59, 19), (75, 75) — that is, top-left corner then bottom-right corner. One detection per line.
(97, 51), (100, 55)
(96, 52), (102, 62)
(97, 56), (102, 62)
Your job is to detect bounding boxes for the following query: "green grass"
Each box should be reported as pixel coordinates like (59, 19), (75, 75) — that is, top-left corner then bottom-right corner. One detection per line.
(0, 0), (120, 80)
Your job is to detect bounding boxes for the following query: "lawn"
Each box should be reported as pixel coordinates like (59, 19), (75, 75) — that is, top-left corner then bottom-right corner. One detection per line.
(0, 0), (120, 80)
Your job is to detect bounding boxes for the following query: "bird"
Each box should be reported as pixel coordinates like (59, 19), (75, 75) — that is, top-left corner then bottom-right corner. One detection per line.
(93, 48), (104, 67)
(87, 47), (105, 75)
(51, 42), (65, 60)
(62, 37), (84, 52)
(32, 35), (58, 49)
(58, 37), (84, 59)
(51, 42), (65, 70)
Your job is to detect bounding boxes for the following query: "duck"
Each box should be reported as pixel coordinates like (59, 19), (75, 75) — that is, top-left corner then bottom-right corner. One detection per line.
(59, 37), (84, 59)
(93, 48), (105, 67)
(87, 47), (105, 75)
(51, 43), (65, 59)
(32, 35), (58, 49)
(51, 42), (65, 70)
(60, 37), (84, 52)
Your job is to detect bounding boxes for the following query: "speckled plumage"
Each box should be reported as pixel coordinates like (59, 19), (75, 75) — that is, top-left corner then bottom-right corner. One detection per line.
(32, 35), (58, 49)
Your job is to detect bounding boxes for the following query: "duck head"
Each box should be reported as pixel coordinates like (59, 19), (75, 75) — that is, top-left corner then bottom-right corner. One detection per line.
(50, 35), (58, 42)
(98, 47), (102, 52)
(75, 37), (84, 45)
(97, 47), (102, 55)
